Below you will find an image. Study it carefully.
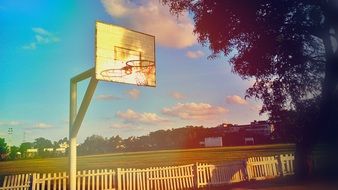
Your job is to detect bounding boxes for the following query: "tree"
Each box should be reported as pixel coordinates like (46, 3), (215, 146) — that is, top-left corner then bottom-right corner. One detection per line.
(78, 135), (108, 155)
(8, 146), (20, 160)
(19, 142), (34, 158)
(161, 0), (338, 176)
(272, 98), (321, 143)
(0, 138), (9, 160)
(123, 136), (140, 151)
(34, 137), (53, 157)
(107, 135), (125, 151)
(53, 137), (68, 148)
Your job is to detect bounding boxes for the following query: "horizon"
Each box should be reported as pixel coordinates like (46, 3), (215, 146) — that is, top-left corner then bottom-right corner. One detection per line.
(8, 119), (271, 146)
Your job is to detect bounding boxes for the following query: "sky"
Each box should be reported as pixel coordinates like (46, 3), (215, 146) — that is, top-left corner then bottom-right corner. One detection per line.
(0, 0), (267, 146)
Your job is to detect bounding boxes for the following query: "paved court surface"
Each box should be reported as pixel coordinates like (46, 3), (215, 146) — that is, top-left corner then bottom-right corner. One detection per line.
(211, 177), (338, 190)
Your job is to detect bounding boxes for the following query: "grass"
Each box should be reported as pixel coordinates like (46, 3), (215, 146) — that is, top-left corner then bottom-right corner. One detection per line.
(0, 144), (294, 175)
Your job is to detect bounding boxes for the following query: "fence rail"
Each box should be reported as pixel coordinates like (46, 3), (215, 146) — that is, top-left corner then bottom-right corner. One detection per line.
(0, 153), (307, 190)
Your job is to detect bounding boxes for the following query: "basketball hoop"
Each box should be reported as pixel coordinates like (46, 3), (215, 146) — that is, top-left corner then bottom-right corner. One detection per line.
(126, 60), (155, 86)
(126, 59), (154, 68)
(100, 68), (129, 81)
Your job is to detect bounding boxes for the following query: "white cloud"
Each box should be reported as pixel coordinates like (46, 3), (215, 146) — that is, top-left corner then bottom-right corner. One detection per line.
(96, 94), (121, 101)
(22, 43), (36, 50)
(109, 123), (146, 131)
(35, 35), (59, 44)
(61, 119), (69, 125)
(226, 95), (247, 105)
(162, 102), (229, 120)
(116, 109), (169, 124)
(126, 89), (140, 99)
(32, 28), (51, 36)
(101, 0), (196, 48)
(170, 91), (186, 100)
(186, 50), (204, 59)
(23, 130), (33, 134)
(35, 123), (53, 129)
(250, 104), (262, 112)
(0, 120), (23, 126)
(110, 123), (132, 129)
(22, 27), (59, 50)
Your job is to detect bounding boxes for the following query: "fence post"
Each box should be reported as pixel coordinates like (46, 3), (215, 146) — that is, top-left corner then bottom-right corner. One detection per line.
(29, 173), (34, 190)
(117, 168), (121, 190)
(145, 168), (149, 190)
(244, 159), (250, 181)
(193, 162), (198, 189)
(34, 173), (39, 190)
(276, 154), (284, 176)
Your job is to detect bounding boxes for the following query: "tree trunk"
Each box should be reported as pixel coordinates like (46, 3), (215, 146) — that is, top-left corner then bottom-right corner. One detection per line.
(309, 0), (338, 175)
(294, 0), (338, 178)
(295, 142), (312, 178)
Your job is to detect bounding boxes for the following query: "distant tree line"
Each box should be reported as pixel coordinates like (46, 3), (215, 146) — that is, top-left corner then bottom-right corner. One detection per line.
(0, 137), (68, 161)
(77, 125), (277, 156)
(0, 125), (284, 161)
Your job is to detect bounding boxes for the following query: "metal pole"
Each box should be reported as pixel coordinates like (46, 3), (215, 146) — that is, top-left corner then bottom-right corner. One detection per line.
(71, 77), (98, 137)
(69, 68), (97, 190)
(69, 80), (77, 190)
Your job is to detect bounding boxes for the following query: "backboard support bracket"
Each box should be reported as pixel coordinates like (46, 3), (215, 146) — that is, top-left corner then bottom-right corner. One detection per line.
(69, 67), (98, 190)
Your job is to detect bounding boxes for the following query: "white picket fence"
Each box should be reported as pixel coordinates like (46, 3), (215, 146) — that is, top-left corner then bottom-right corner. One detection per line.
(30, 169), (117, 190)
(76, 169), (116, 190)
(32, 172), (68, 190)
(246, 154), (295, 180)
(246, 156), (280, 180)
(117, 164), (195, 190)
(0, 174), (31, 190)
(196, 161), (247, 188)
(1, 154), (297, 190)
(279, 154), (295, 176)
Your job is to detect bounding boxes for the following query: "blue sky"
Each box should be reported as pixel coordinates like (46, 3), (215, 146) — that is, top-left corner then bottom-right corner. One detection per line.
(0, 0), (267, 146)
